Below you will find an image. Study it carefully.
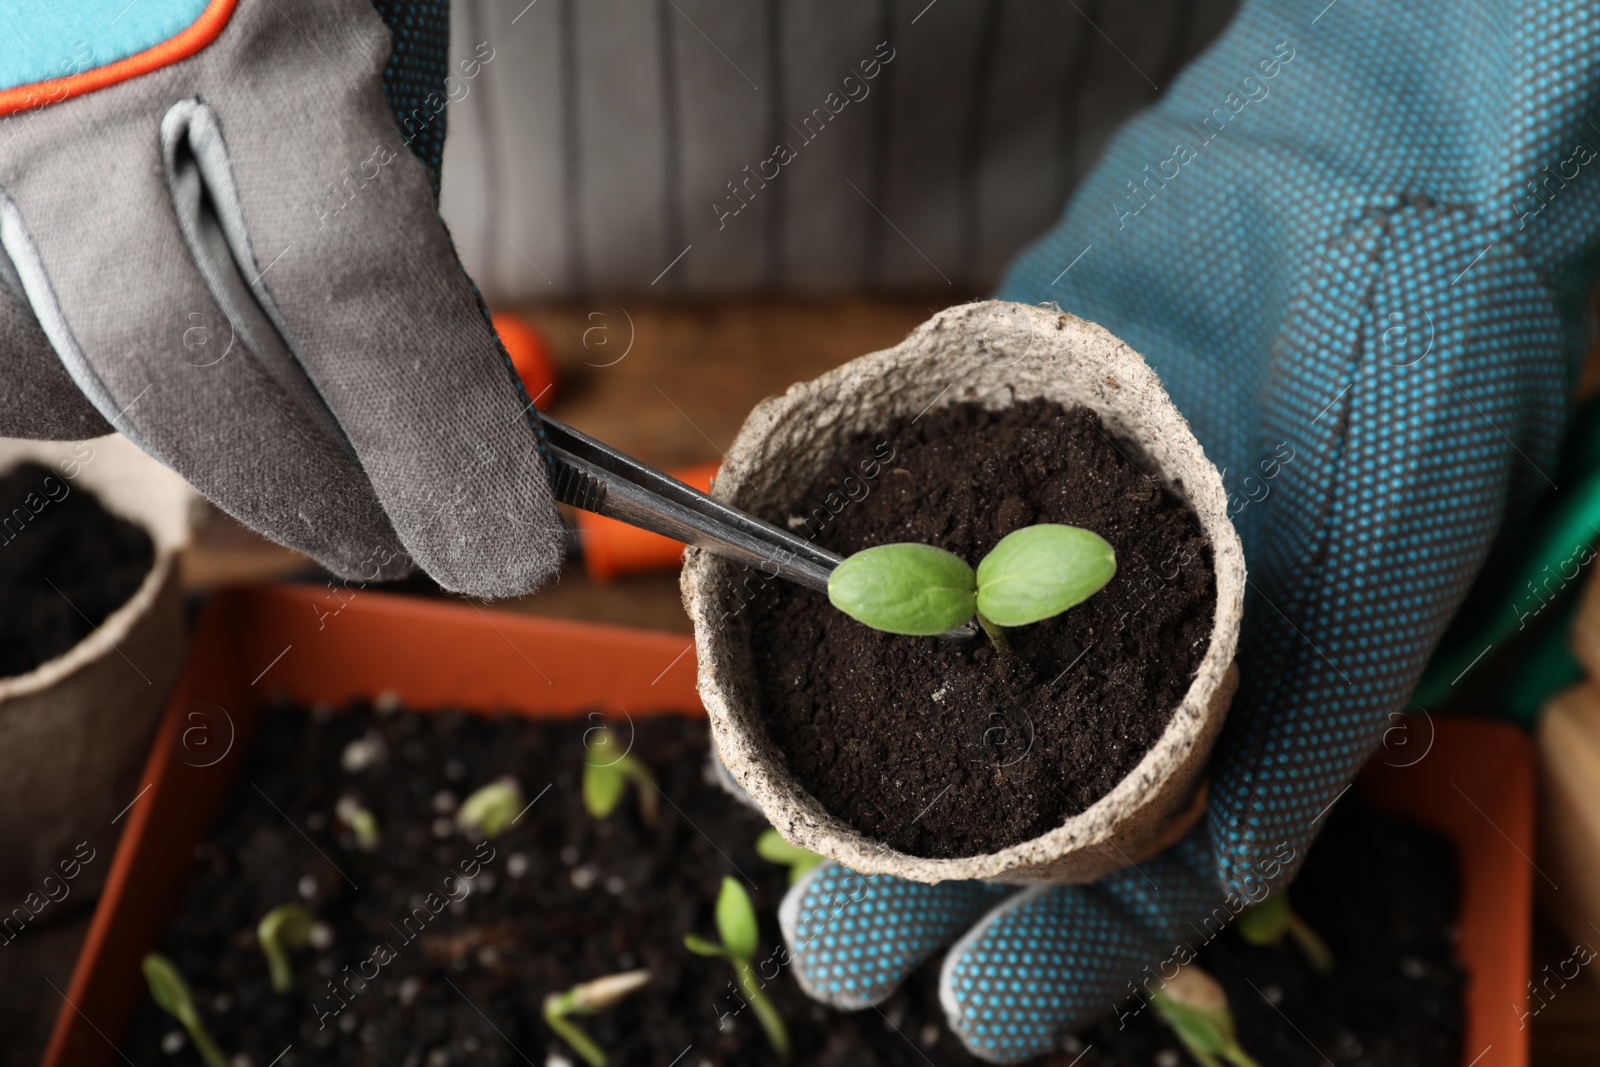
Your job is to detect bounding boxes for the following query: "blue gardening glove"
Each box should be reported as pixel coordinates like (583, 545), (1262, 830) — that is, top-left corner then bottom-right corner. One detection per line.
(781, 0), (1597, 1059)
(0, 1), (561, 597)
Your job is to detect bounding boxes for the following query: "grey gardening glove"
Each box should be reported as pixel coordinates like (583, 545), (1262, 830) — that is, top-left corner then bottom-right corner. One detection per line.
(0, 0), (561, 597)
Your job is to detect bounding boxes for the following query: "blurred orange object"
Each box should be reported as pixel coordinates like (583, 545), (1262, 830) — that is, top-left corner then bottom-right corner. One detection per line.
(491, 311), (556, 409)
(575, 461), (720, 580)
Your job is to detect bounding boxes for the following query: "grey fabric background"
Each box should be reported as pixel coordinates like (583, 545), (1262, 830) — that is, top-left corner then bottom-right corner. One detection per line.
(441, 0), (1241, 300)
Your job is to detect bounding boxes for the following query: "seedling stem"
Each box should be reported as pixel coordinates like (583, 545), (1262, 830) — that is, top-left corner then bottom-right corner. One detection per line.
(456, 776), (524, 839)
(1237, 892), (1333, 974)
(141, 953), (231, 1067)
(583, 727), (659, 825)
(544, 1009), (607, 1067)
(1149, 963), (1261, 1067)
(542, 969), (652, 1067)
(975, 611), (1010, 654)
(733, 957), (788, 1060)
(684, 877), (790, 1061)
(755, 828), (824, 885)
(335, 795), (380, 851)
(257, 902), (315, 994)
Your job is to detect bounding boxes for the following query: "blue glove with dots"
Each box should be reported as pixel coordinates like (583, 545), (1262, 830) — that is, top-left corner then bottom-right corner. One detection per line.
(780, 0), (1599, 1059)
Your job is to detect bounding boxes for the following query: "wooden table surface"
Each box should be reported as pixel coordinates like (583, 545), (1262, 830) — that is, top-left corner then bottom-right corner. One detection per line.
(7, 296), (1599, 1065)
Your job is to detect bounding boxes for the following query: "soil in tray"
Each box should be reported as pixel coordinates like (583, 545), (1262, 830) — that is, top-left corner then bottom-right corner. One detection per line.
(1087, 792), (1466, 1067)
(121, 708), (1464, 1067)
(122, 705), (984, 1067)
(0, 461), (154, 676)
(746, 399), (1216, 858)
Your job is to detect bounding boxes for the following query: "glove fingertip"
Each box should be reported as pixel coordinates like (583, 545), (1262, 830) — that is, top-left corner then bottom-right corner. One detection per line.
(779, 861), (882, 1011)
(781, 862), (1013, 1013)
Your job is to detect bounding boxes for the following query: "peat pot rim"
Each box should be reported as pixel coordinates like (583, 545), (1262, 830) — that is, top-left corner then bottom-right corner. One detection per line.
(0, 434), (193, 701)
(0, 554), (176, 700)
(681, 300), (1246, 885)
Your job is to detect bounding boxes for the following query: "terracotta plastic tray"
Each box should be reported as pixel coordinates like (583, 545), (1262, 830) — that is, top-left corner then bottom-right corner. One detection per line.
(42, 584), (1529, 1066)
(40, 584), (699, 1067)
(1360, 715), (1533, 1067)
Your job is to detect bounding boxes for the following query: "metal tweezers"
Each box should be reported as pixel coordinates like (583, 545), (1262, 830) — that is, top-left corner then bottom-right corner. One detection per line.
(541, 415), (976, 639)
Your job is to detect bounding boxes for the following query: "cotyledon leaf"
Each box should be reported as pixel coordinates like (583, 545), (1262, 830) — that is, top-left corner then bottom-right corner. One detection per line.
(827, 543), (977, 635)
(976, 524), (1116, 627)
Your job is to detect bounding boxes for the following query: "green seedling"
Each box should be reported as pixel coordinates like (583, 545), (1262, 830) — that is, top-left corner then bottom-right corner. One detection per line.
(684, 877), (790, 1061)
(257, 902), (315, 994)
(335, 795), (380, 851)
(755, 828), (824, 885)
(142, 952), (230, 1067)
(1237, 891), (1334, 973)
(1149, 963), (1261, 1067)
(542, 969), (652, 1067)
(827, 524), (1116, 652)
(456, 775), (524, 839)
(583, 727), (659, 825)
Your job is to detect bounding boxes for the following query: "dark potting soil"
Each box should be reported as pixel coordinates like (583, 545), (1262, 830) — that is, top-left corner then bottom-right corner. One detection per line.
(121, 706), (984, 1067)
(0, 460), (155, 677)
(119, 708), (1463, 1067)
(1087, 793), (1466, 1067)
(747, 400), (1216, 858)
